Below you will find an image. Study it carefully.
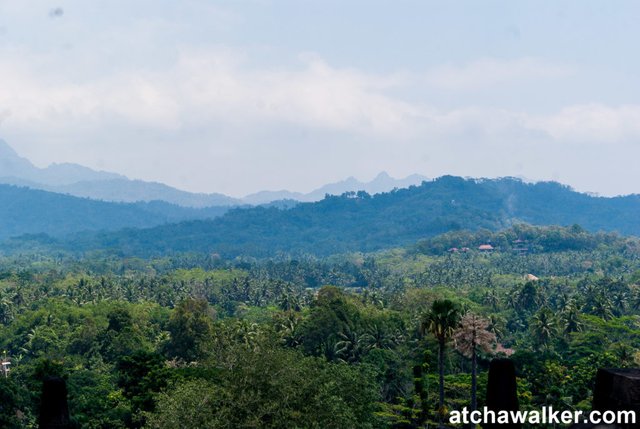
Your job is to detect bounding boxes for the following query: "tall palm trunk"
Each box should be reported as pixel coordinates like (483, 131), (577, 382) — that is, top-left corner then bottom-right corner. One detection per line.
(471, 333), (477, 413)
(470, 347), (477, 429)
(438, 338), (445, 428)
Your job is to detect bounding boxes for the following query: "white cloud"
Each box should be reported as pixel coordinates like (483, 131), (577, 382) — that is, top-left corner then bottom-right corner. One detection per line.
(0, 41), (638, 196)
(0, 47), (422, 138)
(526, 103), (640, 143)
(3, 47), (640, 146)
(2, 36), (636, 147)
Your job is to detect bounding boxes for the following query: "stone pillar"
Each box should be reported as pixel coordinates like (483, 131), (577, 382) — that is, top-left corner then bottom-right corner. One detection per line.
(38, 376), (71, 429)
(484, 358), (521, 429)
(591, 368), (639, 429)
(569, 368), (640, 429)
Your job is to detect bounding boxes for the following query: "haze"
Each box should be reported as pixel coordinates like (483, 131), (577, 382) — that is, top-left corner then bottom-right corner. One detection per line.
(0, 1), (638, 197)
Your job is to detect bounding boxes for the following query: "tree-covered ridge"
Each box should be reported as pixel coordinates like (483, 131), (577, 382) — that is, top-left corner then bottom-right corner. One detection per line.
(0, 184), (230, 240)
(1, 225), (640, 427)
(3, 176), (640, 257)
(53, 176), (640, 258)
(413, 223), (640, 255)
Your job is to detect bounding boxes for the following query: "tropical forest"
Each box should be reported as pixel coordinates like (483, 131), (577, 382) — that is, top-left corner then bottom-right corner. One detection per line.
(1, 213), (639, 427)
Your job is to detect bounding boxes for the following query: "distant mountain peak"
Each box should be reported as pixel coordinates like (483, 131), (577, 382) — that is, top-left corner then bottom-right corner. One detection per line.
(242, 171), (429, 205)
(0, 138), (240, 207)
(0, 139), (431, 208)
(0, 139), (20, 157)
(0, 139), (38, 178)
(373, 171), (391, 180)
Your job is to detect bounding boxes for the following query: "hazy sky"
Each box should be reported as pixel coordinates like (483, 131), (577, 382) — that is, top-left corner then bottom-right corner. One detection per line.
(0, 1), (639, 197)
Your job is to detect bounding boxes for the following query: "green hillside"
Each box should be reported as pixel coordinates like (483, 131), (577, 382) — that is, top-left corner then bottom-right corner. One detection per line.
(60, 176), (640, 257)
(0, 184), (229, 239)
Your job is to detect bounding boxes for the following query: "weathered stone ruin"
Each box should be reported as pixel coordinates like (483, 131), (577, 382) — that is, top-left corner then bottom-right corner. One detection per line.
(38, 376), (71, 429)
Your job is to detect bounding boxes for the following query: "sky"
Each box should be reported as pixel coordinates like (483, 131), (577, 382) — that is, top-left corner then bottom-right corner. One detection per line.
(0, 1), (639, 197)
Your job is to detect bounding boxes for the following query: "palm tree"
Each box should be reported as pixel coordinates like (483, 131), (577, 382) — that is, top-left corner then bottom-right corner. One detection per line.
(454, 312), (496, 418)
(482, 290), (499, 311)
(505, 289), (519, 310)
(561, 301), (583, 334)
(531, 307), (557, 351)
(366, 322), (394, 349)
(630, 288), (640, 312)
(611, 291), (628, 316)
(275, 311), (303, 347)
(0, 294), (13, 325)
(334, 324), (372, 363)
(518, 282), (540, 312)
(278, 289), (300, 312)
(422, 299), (461, 427)
(487, 314), (505, 340)
(591, 294), (614, 320)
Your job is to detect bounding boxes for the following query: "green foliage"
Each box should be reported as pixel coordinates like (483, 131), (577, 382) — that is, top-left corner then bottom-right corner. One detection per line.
(164, 298), (215, 362)
(0, 377), (33, 428)
(116, 351), (174, 427)
(0, 225), (638, 427)
(146, 347), (380, 429)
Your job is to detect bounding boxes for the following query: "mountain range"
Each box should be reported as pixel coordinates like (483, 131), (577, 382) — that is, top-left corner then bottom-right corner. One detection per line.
(241, 172), (428, 205)
(3, 139), (640, 259)
(0, 139), (427, 207)
(0, 139), (239, 207)
(4, 176), (637, 258)
(0, 184), (231, 240)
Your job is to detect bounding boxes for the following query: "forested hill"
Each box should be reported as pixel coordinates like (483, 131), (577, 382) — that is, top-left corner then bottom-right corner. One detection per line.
(0, 184), (229, 239)
(59, 176), (640, 258)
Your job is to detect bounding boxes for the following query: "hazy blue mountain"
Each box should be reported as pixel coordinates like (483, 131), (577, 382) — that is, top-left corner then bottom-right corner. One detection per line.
(242, 172), (428, 204)
(0, 184), (229, 240)
(0, 140), (36, 176)
(0, 139), (240, 207)
(51, 176), (639, 258)
(0, 139), (124, 185)
(2, 139), (430, 207)
(241, 190), (307, 205)
(318, 171), (427, 197)
(49, 179), (241, 207)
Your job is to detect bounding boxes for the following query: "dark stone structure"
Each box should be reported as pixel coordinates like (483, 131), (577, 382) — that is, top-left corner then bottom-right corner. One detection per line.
(481, 363), (639, 429)
(569, 368), (640, 429)
(484, 358), (521, 429)
(39, 376), (71, 429)
(593, 369), (640, 416)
